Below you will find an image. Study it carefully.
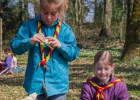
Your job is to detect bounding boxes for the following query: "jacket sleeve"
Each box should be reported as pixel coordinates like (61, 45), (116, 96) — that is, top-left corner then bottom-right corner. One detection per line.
(118, 82), (130, 100)
(57, 26), (80, 62)
(10, 23), (33, 55)
(80, 83), (93, 100)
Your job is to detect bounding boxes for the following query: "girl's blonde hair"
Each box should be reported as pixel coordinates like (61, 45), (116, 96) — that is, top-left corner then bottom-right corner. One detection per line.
(93, 50), (113, 67)
(40, 0), (68, 21)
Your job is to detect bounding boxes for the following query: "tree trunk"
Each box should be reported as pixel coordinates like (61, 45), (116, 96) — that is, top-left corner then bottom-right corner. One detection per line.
(77, 0), (83, 35)
(74, 0), (83, 35)
(126, 0), (134, 31)
(19, 0), (23, 26)
(24, 0), (28, 20)
(105, 0), (112, 36)
(68, 1), (76, 30)
(121, 0), (140, 61)
(94, 0), (97, 24)
(99, 0), (112, 37)
(119, 0), (125, 43)
(0, 18), (2, 59)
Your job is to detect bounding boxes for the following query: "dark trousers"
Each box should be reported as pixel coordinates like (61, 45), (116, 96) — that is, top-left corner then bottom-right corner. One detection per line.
(36, 93), (66, 100)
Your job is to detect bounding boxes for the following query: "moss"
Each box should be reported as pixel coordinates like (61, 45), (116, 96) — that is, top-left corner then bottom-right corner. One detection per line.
(122, 43), (140, 61)
(122, 0), (140, 61)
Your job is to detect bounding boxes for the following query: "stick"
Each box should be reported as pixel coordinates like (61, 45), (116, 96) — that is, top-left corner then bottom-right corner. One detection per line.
(42, 81), (48, 100)
(0, 68), (9, 75)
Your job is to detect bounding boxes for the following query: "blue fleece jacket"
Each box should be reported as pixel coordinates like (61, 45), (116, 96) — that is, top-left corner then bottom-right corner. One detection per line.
(10, 14), (80, 97)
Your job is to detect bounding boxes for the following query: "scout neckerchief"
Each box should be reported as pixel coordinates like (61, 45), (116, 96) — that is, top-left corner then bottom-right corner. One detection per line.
(7, 52), (13, 58)
(38, 20), (62, 70)
(87, 78), (121, 100)
(7, 52), (12, 56)
(4, 52), (13, 62)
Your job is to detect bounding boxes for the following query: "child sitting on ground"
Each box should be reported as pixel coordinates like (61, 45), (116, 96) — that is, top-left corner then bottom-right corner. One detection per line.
(12, 54), (17, 69)
(80, 50), (129, 100)
(0, 47), (14, 74)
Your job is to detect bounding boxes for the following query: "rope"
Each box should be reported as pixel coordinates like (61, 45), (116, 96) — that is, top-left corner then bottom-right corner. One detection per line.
(87, 78), (121, 100)
(38, 21), (62, 70)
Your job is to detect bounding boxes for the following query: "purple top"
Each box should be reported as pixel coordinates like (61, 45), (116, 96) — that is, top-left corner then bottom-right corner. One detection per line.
(80, 75), (129, 100)
(2, 55), (13, 68)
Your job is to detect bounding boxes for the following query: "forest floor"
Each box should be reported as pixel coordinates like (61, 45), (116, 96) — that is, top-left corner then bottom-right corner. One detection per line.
(0, 32), (140, 100)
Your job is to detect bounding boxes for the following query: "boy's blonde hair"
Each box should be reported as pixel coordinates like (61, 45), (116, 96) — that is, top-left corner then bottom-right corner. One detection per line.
(93, 50), (113, 67)
(40, 0), (68, 21)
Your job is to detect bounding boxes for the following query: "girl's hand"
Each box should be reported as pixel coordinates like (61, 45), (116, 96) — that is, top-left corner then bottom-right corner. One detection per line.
(30, 34), (45, 45)
(45, 37), (61, 48)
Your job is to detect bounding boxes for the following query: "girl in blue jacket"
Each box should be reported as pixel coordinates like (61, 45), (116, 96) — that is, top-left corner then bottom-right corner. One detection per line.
(10, 0), (79, 100)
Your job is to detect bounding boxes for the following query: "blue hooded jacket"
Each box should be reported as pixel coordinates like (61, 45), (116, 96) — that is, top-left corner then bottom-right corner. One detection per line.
(10, 14), (80, 97)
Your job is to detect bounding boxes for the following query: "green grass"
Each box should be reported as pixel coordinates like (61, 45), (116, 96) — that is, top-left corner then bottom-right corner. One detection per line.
(0, 48), (140, 100)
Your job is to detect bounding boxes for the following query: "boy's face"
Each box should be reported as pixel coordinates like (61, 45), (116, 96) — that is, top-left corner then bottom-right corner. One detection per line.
(94, 61), (114, 83)
(41, 3), (59, 26)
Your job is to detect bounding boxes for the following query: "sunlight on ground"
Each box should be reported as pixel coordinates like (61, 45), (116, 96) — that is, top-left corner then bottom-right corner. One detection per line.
(0, 48), (140, 100)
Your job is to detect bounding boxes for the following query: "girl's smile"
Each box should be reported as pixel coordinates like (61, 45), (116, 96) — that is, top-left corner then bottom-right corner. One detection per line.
(94, 61), (114, 84)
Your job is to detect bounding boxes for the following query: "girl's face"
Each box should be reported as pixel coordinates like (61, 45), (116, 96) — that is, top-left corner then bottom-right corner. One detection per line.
(41, 3), (59, 26)
(94, 61), (114, 83)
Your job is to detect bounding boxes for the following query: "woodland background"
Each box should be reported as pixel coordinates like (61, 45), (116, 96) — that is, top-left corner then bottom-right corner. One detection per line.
(0, 0), (140, 61)
(0, 0), (140, 100)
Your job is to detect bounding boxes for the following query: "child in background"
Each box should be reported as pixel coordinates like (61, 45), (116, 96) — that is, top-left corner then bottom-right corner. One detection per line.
(80, 50), (129, 100)
(12, 54), (17, 69)
(0, 47), (13, 74)
(10, 0), (79, 100)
